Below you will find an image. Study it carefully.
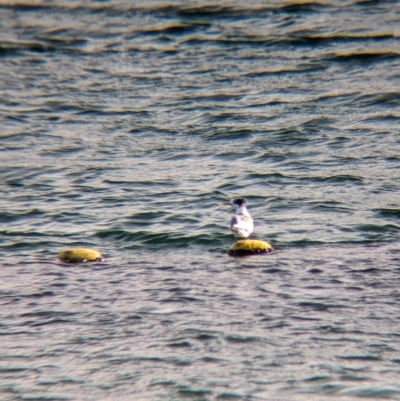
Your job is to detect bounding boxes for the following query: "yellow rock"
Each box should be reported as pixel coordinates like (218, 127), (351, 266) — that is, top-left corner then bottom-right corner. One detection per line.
(58, 248), (104, 263)
(228, 239), (273, 257)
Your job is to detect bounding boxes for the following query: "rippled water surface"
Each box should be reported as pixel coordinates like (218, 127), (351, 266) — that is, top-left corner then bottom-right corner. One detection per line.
(1, 1), (400, 400)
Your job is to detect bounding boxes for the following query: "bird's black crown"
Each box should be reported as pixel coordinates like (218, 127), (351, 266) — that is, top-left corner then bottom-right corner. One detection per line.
(233, 198), (247, 206)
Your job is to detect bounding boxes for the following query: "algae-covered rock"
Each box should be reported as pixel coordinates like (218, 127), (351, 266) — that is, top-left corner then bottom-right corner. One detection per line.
(228, 239), (273, 257)
(58, 248), (104, 263)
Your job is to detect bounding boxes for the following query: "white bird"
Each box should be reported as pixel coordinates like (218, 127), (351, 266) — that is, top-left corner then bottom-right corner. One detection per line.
(227, 198), (254, 238)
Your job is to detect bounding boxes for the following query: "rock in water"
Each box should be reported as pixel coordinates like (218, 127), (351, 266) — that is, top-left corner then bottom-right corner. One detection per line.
(228, 239), (273, 257)
(58, 248), (104, 263)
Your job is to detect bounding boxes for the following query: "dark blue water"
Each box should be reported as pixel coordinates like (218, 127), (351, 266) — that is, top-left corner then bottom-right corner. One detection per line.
(1, 1), (400, 400)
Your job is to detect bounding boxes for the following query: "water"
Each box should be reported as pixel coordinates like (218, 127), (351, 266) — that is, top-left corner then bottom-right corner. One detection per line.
(1, 1), (400, 400)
